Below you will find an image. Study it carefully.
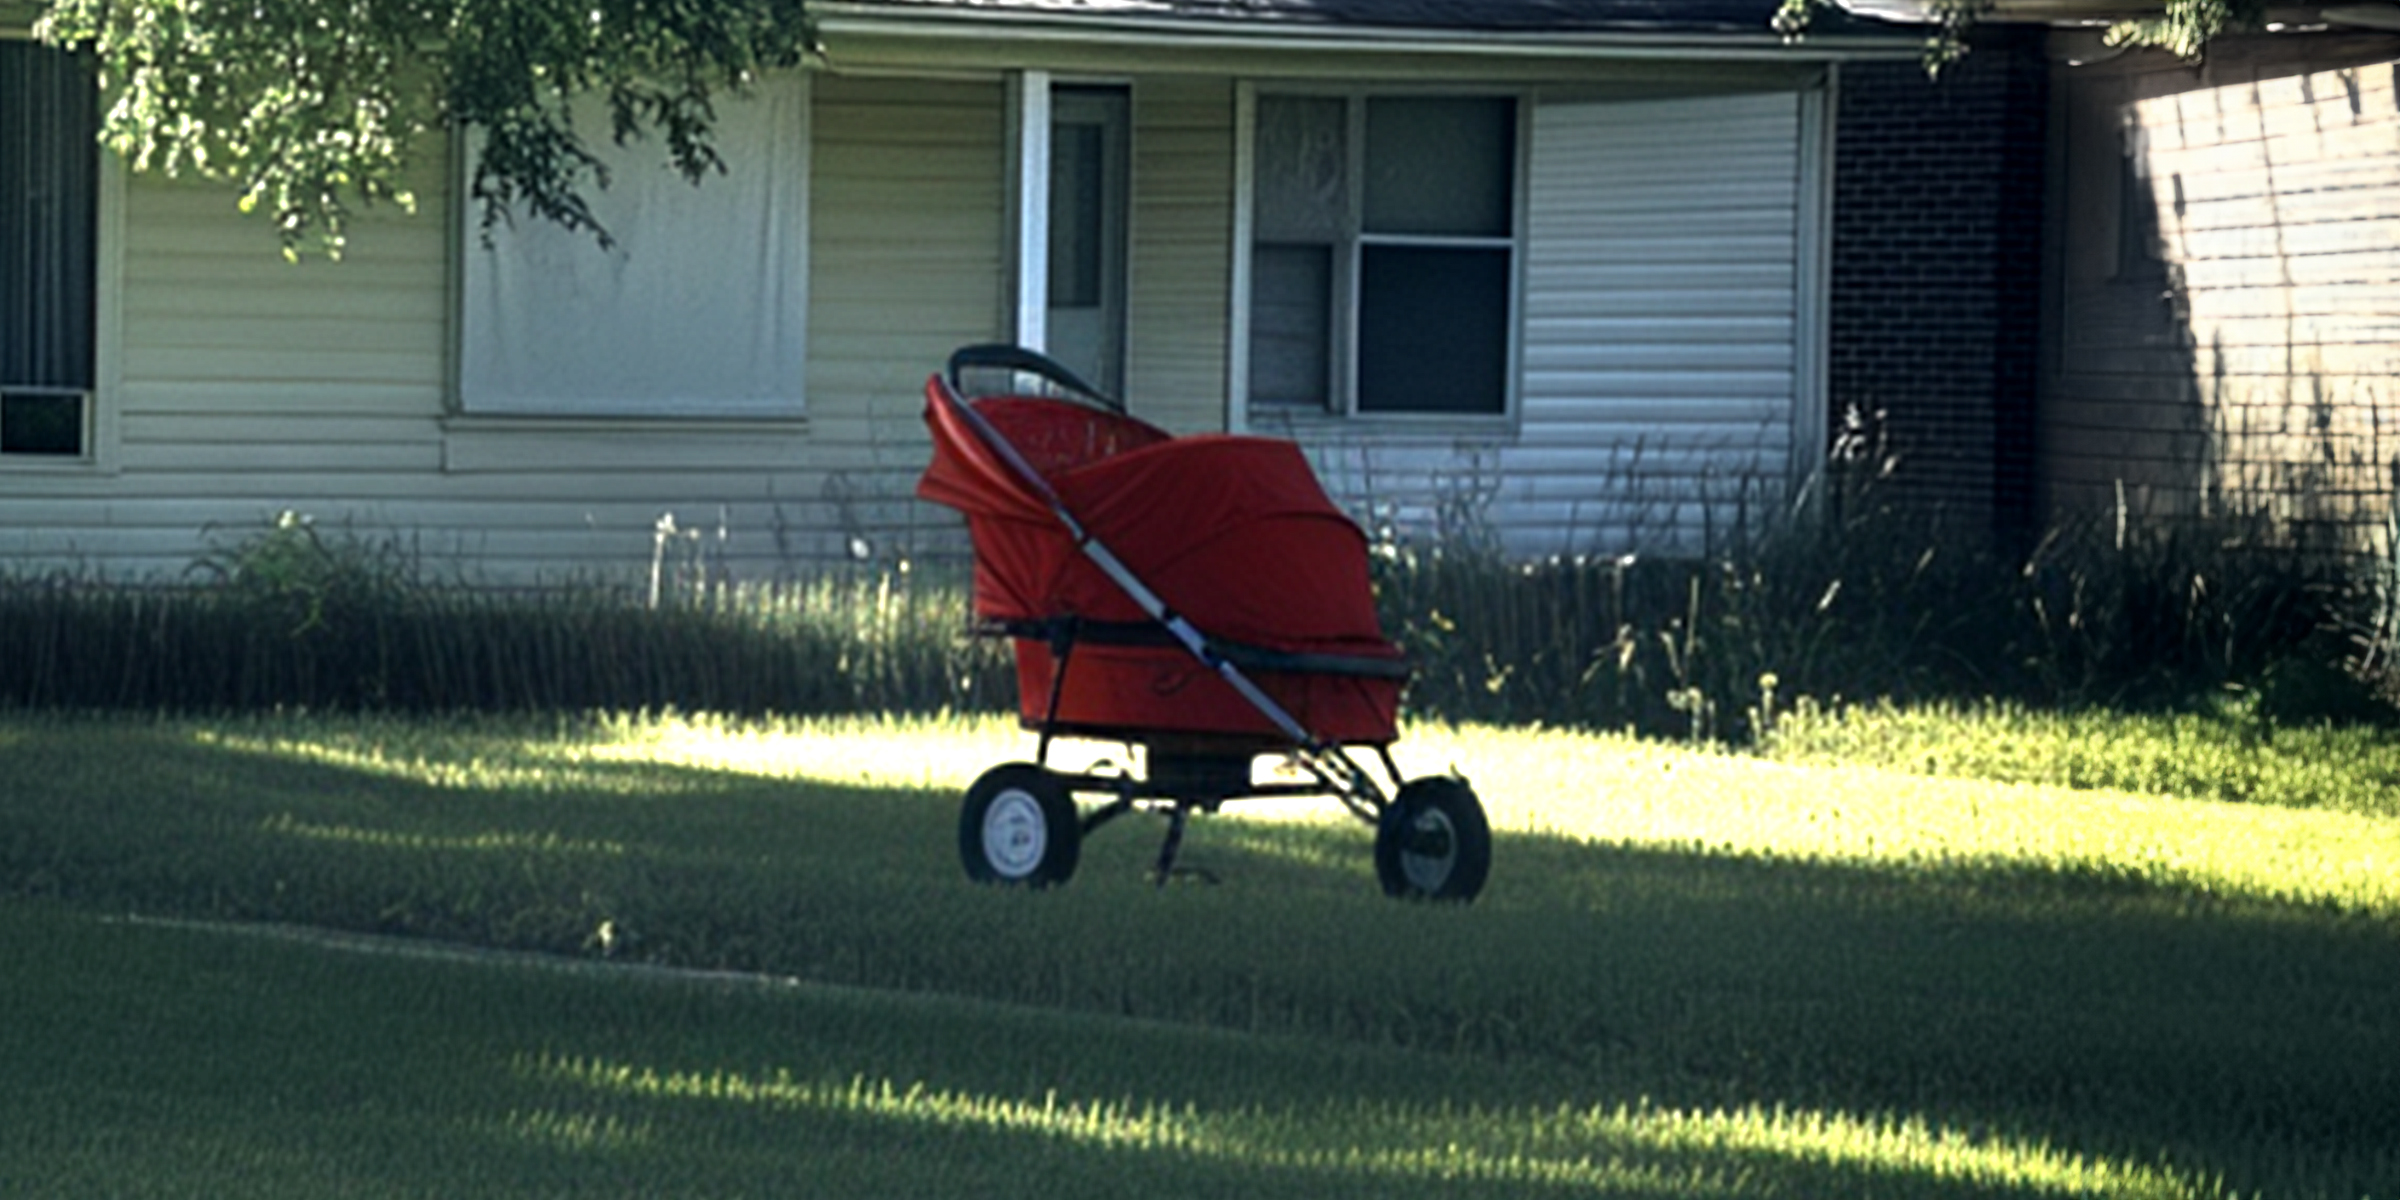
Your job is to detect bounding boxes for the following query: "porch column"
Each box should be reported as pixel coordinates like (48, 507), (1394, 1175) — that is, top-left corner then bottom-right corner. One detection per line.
(1012, 69), (1052, 352)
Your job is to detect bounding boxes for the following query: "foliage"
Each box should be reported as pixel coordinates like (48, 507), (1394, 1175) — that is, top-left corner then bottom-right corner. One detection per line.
(1761, 695), (2400, 816)
(1774, 0), (2269, 71)
(9, 494), (2389, 739)
(31, 0), (816, 256)
(0, 516), (1006, 715)
(3, 712), (2397, 1196)
(1372, 491), (2380, 742)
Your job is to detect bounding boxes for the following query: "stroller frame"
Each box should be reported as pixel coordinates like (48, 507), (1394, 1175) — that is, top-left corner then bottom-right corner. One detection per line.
(925, 345), (1490, 901)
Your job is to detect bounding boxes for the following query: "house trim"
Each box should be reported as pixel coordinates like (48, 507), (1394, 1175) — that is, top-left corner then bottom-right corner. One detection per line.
(814, 4), (1917, 64)
(0, 39), (122, 477)
(1792, 70), (1836, 498)
(1010, 69), (1053, 353)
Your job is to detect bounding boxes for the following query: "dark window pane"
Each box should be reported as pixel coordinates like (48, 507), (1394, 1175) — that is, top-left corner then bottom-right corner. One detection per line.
(1250, 243), (1332, 407)
(1048, 121), (1105, 307)
(1357, 245), (1509, 415)
(1, 392), (86, 455)
(1, 42), (100, 398)
(1253, 95), (1347, 242)
(1363, 97), (1514, 237)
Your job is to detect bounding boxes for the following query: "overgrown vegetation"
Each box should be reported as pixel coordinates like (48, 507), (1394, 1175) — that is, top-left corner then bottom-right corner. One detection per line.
(0, 513), (1009, 716)
(5, 488), (2391, 738)
(1379, 498), (2385, 740)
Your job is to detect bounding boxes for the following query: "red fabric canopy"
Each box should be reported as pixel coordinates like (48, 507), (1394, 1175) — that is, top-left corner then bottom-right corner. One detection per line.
(917, 378), (1395, 660)
(919, 374), (1404, 743)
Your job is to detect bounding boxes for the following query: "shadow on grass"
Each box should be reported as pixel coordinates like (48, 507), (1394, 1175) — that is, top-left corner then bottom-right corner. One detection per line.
(3, 719), (2396, 1197)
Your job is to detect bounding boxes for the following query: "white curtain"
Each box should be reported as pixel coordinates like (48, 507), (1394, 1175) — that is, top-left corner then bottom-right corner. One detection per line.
(459, 72), (809, 418)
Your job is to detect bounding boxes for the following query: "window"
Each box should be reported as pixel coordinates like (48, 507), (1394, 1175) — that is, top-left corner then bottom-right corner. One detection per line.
(1, 41), (99, 459)
(457, 72), (809, 419)
(1043, 85), (1130, 397)
(1249, 93), (1517, 418)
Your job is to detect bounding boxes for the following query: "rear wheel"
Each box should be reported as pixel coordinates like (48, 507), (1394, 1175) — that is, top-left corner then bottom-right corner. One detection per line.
(1374, 777), (1490, 902)
(960, 764), (1081, 888)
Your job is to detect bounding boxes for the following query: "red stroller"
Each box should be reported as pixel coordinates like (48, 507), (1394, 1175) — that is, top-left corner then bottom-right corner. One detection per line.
(918, 345), (1490, 901)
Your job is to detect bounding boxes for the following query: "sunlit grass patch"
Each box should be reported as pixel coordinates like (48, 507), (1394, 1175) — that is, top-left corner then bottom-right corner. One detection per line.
(531, 1052), (2208, 1197)
(1401, 722), (2400, 918)
(260, 813), (629, 858)
(1762, 698), (2400, 817)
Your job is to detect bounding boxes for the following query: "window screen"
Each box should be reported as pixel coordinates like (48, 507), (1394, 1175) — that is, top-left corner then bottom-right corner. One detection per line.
(1, 42), (99, 458)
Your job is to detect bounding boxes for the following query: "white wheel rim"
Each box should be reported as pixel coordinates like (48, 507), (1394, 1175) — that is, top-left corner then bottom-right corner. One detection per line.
(981, 789), (1049, 879)
(1399, 809), (1457, 893)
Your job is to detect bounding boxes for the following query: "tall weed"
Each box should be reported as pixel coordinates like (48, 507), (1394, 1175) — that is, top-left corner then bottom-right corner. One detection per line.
(0, 514), (1010, 717)
(5, 486), (2393, 734)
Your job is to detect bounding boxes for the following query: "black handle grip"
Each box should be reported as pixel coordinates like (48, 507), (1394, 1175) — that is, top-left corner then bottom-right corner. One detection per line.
(945, 344), (1123, 414)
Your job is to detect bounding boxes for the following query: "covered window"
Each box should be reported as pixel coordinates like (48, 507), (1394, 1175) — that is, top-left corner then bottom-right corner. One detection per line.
(457, 72), (810, 419)
(1250, 92), (1518, 418)
(1, 41), (99, 459)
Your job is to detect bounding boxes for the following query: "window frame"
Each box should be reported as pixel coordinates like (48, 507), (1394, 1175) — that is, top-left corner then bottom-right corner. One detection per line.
(451, 70), (812, 423)
(1, 35), (116, 472)
(1237, 84), (1528, 429)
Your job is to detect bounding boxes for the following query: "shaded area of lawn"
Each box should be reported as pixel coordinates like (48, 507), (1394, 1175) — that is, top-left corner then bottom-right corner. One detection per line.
(0, 904), (2225, 1199)
(3, 715), (2396, 1197)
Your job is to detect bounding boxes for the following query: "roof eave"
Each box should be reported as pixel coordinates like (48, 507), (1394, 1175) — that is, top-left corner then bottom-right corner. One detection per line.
(811, 2), (1921, 62)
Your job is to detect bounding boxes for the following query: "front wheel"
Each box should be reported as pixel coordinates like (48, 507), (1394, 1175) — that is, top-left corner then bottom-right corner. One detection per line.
(959, 764), (1081, 888)
(1373, 777), (1490, 903)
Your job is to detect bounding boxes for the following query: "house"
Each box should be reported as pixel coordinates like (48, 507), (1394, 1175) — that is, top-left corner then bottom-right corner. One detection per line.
(2042, 12), (2400, 554)
(1819, 0), (2400, 554)
(2, 0), (1924, 584)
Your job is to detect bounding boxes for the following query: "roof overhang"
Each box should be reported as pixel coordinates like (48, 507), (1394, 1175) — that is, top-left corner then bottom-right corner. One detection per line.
(1837, 0), (2400, 31)
(813, 0), (1921, 75)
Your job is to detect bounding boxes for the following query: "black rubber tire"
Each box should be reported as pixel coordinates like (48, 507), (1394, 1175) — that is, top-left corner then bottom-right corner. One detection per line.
(1373, 776), (1491, 902)
(959, 763), (1081, 888)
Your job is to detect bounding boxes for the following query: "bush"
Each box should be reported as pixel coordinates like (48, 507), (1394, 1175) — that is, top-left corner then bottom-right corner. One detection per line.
(0, 515), (1011, 716)
(1374, 494), (2390, 740)
(6, 499), (2393, 734)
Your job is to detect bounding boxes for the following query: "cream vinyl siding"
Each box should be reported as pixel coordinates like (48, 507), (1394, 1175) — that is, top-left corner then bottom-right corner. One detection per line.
(1303, 90), (1812, 558)
(1, 75), (1012, 582)
(445, 73), (1009, 576)
(0, 167), (452, 576)
(1121, 76), (1235, 434)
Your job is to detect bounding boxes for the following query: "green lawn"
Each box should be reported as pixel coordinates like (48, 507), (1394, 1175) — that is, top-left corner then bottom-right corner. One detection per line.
(3, 711), (2397, 1198)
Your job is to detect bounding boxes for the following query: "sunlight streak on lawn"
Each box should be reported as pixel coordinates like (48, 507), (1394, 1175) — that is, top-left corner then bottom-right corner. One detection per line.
(1401, 724), (2400, 917)
(259, 813), (628, 857)
(526, 1053), (2207, 1197)
(187, 713), (2400, 916)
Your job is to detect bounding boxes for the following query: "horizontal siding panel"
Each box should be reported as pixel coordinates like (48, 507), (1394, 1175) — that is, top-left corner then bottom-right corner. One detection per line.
(440, 424), (814, 474)
(1523, 263), (1797, 295)
(1504, 89), (1802, 556)
(115, 381), (443, 416)
(119, 414), (439, 447)
(1127, 76), (1234, 435)
(1520, 316), (1798, 345)
(1524, 234), (1797, 266)
(121, 346), (438, 387)
(112, 440), (445, 474)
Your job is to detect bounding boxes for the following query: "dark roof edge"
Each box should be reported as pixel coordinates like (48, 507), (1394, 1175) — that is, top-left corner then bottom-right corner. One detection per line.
(813, 2), (1919, 60)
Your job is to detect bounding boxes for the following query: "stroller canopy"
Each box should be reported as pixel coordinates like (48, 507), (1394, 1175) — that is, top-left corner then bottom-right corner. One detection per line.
(919, 379), (1398, 664)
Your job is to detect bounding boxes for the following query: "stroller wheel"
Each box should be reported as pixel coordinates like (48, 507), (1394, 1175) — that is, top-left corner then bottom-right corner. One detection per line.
(960, 763), (1081, 888)
(1374, 777), (1490, 903)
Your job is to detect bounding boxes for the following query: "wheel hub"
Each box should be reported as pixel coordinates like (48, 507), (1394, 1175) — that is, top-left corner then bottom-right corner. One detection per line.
(981, 789), (1049, 878)
(1399, 809), (1458, 892)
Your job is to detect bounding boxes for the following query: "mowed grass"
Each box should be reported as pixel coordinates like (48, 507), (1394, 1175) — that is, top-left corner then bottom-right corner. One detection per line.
(4, 710), (2398, 1198)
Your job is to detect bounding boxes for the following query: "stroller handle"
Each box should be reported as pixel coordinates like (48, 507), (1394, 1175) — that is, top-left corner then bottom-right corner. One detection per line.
(946, 344), (1125, 415)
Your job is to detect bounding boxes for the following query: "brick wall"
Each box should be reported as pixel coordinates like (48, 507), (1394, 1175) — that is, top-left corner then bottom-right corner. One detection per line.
(1829, 28), (2048, 544)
